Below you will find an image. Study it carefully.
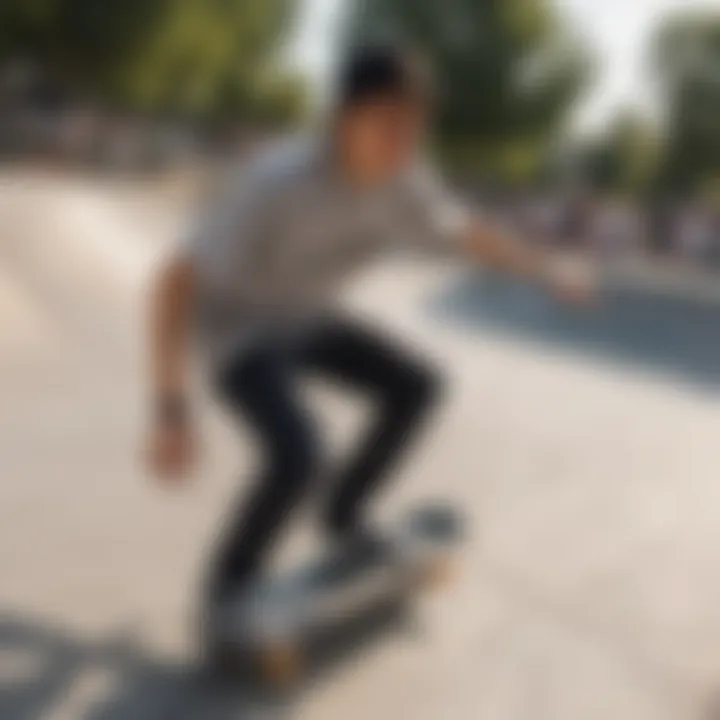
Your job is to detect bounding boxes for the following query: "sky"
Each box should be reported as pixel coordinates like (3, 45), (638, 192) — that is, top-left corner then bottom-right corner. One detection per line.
(559, 0), (720, 133)
(291, 0), (720, 134)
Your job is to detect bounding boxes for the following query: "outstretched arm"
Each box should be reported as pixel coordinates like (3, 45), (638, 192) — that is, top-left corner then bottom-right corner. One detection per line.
(458, 216), (596, 304)
(408, 163), (596, 304)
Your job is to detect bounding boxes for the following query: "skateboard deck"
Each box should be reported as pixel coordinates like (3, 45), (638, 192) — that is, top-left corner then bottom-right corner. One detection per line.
(204, 504), (463, 687)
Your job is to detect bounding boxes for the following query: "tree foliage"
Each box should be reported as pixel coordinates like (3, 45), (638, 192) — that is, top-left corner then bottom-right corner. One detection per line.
(0, 0), (306, 125)
(579, 111), (659, 194)
(651, 10), (720, 193)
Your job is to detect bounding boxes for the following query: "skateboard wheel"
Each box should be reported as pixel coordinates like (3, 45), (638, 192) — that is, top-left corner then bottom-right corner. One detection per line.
(259, 644), (302, 685)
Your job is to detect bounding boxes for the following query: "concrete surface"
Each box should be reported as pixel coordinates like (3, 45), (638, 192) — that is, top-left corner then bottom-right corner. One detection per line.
(1, 171), (720, 719)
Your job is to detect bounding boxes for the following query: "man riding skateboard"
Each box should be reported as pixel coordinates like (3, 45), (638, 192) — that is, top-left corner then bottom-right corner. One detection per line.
(146, 45), (593, 612)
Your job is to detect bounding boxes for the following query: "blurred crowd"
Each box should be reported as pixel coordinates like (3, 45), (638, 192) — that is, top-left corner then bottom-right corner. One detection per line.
(490, 192), (720, 269)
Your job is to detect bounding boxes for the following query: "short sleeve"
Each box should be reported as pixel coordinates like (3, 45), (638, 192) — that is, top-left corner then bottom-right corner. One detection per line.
(178, 164), (254, 290)
(402, 163), (473, 254)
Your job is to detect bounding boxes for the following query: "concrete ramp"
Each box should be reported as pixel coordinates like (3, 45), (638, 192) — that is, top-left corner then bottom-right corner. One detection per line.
(0, 175), (176, 360)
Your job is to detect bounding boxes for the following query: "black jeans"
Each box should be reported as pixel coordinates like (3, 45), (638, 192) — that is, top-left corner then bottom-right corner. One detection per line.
(208, 317), (442, 600)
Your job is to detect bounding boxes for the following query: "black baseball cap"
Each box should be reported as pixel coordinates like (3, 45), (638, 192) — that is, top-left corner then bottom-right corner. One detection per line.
(335, 44), (435, 111)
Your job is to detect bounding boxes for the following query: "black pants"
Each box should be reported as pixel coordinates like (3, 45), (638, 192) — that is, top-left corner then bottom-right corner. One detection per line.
(208, 317), (442, 600)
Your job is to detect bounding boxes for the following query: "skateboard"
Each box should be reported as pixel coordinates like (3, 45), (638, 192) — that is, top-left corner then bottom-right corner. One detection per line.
(204, 504), (463, 688)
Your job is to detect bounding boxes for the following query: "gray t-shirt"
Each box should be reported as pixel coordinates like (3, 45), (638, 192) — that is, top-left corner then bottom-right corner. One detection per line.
(182, 136), (471, 365)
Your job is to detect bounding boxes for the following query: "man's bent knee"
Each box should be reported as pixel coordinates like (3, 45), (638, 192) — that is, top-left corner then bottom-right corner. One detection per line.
(268, 430), (321, 491)
(388, 363), (445, 414)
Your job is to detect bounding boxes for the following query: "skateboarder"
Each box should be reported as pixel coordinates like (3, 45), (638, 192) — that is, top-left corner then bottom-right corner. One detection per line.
(146, 45), (593, 608)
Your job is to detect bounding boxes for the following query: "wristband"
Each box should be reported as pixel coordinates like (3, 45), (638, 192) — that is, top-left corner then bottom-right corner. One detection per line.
(156, 394), (189, 426)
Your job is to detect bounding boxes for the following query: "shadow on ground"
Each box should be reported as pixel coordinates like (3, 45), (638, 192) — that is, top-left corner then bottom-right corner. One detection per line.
(428, 272), (720, 393)
(0, 615), (289, 720)
(0, 604), (410, 720)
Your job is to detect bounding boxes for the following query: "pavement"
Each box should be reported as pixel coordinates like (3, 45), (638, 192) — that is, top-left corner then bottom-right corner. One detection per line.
(1, 170), (720, 719)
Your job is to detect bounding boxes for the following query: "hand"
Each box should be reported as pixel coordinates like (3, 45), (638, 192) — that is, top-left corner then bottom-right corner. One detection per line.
(146, 417), (197, 485)
(543, 255), (599, 307)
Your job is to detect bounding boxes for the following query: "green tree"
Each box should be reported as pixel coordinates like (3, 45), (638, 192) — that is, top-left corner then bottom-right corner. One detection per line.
(347, 0), (589, 181)
(0, 0), (306, 126)
(579, 111), (659, 194)
(651, 10), (720, 193)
